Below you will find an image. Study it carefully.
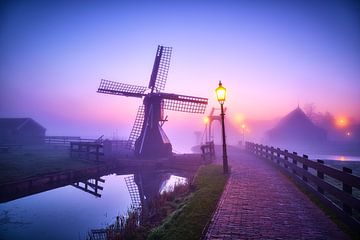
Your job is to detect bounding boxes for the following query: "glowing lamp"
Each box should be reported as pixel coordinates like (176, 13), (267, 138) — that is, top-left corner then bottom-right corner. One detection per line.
(215, 81), (226, 105)
(215, 80), (228, 174)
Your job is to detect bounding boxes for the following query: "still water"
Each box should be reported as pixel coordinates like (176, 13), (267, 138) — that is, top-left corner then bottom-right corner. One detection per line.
(309, 154), (360, 162)
(0, 173), (186, 240)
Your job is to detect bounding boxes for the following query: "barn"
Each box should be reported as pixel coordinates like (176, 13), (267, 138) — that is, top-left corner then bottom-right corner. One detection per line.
(267, 107), (326, 148)
(0, 118), (46, 145)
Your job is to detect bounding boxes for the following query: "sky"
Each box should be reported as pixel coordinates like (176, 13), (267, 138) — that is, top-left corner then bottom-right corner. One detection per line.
(1, 0), (360, 151)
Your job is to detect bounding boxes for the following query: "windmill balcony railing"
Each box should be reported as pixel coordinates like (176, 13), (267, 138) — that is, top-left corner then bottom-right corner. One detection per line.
(245, 142), (360, 230)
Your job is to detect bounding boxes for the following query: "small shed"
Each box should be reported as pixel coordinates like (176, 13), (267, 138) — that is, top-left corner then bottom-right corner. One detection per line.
(0, 118), (46, 145)
(267, 107), (326, 146)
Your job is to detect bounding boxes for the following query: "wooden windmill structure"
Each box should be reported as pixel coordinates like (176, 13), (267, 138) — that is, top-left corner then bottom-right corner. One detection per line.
(97, 45), (208, 158)
(203, 107), (227, 143)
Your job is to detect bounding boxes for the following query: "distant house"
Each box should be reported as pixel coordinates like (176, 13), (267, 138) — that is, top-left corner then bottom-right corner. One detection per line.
(267, 107), (326, 147)
(0, 118), (46, 145)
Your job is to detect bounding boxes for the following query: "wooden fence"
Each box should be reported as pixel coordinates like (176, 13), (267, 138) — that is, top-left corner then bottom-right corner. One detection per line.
(70, 142), (104, 161)
(45, 136), (102, 146)
(246, 142), (360, 230)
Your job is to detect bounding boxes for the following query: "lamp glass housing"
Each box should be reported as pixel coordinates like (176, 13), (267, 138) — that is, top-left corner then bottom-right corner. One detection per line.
(216, 81), (226, 104)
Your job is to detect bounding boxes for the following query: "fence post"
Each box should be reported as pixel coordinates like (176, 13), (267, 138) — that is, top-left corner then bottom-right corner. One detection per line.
(292, 152), (298, 175)
(263, 145), (266, 158)
(302, 155), (308, 182)
(284, 150), (288, 169)
(268, 147), (274, 161)
(270, 147), (274, 161)
(342, 167), (353, 215)
(317, 160), (324, 194)
(276, 148), (280, 165)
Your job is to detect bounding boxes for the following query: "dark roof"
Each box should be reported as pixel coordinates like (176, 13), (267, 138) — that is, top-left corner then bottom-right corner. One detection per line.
(276, 107), (315, 130)
(268, 106), (326, 139)
(0, 118), (46, 131)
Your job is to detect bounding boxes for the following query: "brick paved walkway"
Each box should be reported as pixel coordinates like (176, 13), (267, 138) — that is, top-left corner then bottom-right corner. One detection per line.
(204, 151), (348, 240)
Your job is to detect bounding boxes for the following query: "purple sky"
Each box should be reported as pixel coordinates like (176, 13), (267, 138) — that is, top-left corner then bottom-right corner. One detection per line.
(1, 0), (359, 151)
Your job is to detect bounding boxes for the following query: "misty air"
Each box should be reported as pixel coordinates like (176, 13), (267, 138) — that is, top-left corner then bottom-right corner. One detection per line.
(1, 1), (359, 240)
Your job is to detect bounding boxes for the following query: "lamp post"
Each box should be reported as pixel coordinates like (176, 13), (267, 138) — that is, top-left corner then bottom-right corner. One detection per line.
(203, 116), (209, 142)
(215, 81), (228, 174)
(241, 123), (246, 148)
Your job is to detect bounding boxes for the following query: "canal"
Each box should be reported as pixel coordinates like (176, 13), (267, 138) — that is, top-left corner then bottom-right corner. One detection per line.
(0, 172), (187, 240)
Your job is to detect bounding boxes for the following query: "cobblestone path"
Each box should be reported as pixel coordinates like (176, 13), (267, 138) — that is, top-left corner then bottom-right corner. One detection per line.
(204, 151), (348, 240)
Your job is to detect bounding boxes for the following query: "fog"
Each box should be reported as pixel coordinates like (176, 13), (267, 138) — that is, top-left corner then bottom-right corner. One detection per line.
(1, 1), (359, 154)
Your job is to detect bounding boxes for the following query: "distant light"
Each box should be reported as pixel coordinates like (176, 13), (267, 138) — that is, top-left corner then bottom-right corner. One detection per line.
(234, 113), (245, 123)
(241, 123), (246, 129)
(203, 116), (209, 124)
(346, 131), (351, 136)
(335, 117), (349, 128)
(339, 156), (346, 161)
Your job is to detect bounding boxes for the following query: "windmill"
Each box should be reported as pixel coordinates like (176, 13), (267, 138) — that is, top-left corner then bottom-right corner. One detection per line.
(97, 45), (208, 158)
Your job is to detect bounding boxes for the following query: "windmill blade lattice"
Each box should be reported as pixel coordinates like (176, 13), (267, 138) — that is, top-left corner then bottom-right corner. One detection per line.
(124, 175), (141, 209)
(148, 46), (172, 92)
(97, 79), (147, 98)
(127, 105), (145, 150)
(162, 94), (208, 114)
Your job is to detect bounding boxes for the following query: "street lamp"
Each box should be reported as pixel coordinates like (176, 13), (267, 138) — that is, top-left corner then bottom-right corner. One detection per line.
(215, 81), (228, 174)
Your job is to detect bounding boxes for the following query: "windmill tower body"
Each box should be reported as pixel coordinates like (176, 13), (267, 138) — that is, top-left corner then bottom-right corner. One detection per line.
(135, 94), (172, 157)
(97, 45), (208, 159)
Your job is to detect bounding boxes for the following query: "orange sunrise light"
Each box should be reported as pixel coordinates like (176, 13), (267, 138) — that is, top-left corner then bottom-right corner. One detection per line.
(335, 117), (349, 128)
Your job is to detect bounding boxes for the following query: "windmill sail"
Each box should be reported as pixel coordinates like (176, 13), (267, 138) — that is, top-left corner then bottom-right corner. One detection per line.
(124, 175), (142, 209)
(97, 79), (147, 98)
(161, 93), (208, 114)
(148, 46), (172, 92)
(127, 105), (145, 150)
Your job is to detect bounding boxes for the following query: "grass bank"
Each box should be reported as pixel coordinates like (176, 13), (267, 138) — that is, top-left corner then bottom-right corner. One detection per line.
(147, 164), (228, 240)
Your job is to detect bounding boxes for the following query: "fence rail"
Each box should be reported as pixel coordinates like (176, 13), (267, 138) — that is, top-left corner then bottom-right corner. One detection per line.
(246, 142), (360, 230)
(45, 136), (101, 146)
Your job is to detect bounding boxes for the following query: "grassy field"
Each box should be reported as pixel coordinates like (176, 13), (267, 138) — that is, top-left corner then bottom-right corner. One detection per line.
(147, 164), (228, 240)
(0, 146), (102, 184)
